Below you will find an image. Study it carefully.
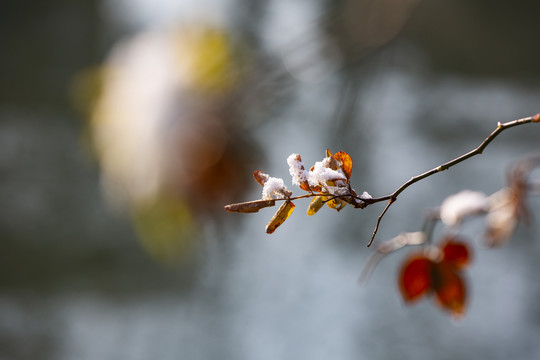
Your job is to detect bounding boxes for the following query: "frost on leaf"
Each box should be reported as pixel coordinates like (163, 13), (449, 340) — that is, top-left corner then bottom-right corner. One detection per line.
(226, 149), (367, 233)
(262, 177), (292, 200)
(308, 160), (347, 190)
(287, 153), (310, 191)
(266, 201), (295, 234)
(283, 149), (367, 214)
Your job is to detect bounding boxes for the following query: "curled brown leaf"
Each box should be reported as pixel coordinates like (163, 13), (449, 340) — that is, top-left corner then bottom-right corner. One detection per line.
(225, 199), (276, 213)
(253, 170), (269, 186)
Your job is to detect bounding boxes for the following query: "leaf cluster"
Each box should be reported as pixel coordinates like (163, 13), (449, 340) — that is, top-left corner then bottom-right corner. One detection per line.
(224, 114), (540, 319)
(225, 149), (370, 233)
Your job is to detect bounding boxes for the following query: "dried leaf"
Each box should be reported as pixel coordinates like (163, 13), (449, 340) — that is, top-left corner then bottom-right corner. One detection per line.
(398, 255), (433, 303)
(440, 237), (471, 269)
(321, 149), (340, 171)
(326, 197), (347, 211)
(334, 151), (353, 180)
(433, 262), (467, 318)
(265, 201), (295, 234)
(225, 199), (276, 213)
(253, 170), (269, 186)
(484, 188), (518, 247)
(307, 196), (324, 216)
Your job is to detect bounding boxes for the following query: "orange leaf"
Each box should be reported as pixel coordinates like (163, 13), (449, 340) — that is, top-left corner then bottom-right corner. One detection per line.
(398, 255), (434, 303)
(253, 170), (269, 186)
(334, 151), (353, 180)
(433, 262), (467, 317)
(265, 201), (295, 234)
(440, 237), (472, 269)
(224, 199), (276, 213)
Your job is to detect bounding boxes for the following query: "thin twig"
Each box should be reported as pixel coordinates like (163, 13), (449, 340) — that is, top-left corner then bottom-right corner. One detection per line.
(367, 199), (394, 247)
(421, 208), (441, 244)
(288, 193), (319, 202)
(359, 231), (426, 284)
(225, 114), (539, 240)
(367, 114), (540, 246)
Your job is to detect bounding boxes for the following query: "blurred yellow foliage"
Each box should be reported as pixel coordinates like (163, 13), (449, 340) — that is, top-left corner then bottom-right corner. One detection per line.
(132, 197), (198, 264)
(80, 24), (256, 263)
(172, 26), (243, 93)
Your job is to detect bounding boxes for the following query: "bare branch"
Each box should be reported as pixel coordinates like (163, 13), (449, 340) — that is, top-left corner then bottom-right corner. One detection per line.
(225, 114), (539, 241)
(368, 199), (394, 247)
(367, 114), (540, 245)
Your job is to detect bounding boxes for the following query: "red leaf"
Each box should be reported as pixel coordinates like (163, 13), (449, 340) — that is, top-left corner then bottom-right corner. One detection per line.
(433, 262), (467, 317)
(440, 237), (472, 269)
(398, 255), (434, 303)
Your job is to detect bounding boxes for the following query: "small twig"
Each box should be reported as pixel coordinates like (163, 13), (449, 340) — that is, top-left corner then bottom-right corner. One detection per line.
(359, 231), (426, 283)
(288, 193), (319, 202)
(421, 208), (441, 244)
(225, 114), (539, 241)
(367, 114), (540, 246)
(367, 199), (394, 247)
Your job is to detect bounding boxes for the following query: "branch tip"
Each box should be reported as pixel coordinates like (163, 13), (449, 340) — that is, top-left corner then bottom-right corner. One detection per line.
(364, 114), (540, 245)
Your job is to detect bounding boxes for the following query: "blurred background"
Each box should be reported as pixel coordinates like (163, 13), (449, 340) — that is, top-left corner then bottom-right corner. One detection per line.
(1, 0), (540, 359)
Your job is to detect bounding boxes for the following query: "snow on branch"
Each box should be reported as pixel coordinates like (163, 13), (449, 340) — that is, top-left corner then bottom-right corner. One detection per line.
(224, 113), (540, 318)
(226, 114), (540, 241)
